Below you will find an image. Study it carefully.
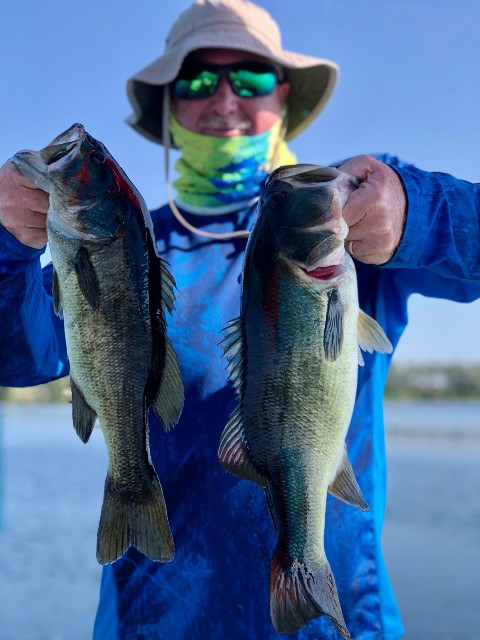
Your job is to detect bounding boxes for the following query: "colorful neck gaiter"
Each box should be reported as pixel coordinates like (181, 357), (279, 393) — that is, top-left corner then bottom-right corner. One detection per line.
(170, 113), (297, 215)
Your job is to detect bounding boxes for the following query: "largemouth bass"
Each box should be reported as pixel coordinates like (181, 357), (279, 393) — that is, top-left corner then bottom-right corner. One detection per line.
(13, 124), (184, 564)
(218, 165), (392, 637)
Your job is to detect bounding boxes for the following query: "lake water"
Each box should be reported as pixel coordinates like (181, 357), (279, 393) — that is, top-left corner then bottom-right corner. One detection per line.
(0, 400), (479, 640)
(384, 399), (480, 438)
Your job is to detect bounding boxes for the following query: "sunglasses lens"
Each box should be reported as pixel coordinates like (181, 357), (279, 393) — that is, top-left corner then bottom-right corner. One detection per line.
(230, 68), (277, 97)
(173, 63), (279, 100)
(173, 70), (219, 99)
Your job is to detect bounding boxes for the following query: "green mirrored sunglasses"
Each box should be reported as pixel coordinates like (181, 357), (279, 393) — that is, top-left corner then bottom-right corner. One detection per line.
(172, 61), (281, 100)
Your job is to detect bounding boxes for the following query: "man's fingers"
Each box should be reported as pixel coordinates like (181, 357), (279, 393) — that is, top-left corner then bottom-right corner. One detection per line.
(13, 227), (48, 250)
(2, 188), (49, 216)
(338, 154), (377, 182)
(345, 230), (396, 265)
(25, 210), (49, 228)
(342, 188), (368, 228)
(338, 155), (406, 265)
(0, 156), (49, 249)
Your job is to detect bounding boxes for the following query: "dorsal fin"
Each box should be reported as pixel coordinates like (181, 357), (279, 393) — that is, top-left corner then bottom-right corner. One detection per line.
(219, 317), (245, 396)
(153, 336), (184, 431)
(160, 258), (176, 315)
(145, 229), (183, 430)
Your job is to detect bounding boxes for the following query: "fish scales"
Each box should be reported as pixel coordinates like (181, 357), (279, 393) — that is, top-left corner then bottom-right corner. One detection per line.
(13, 124), (184, 565)
(218, 164), (392, 637)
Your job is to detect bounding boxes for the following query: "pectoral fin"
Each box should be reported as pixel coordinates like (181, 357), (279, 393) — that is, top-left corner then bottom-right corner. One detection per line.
(73, 246), (100, 311)
(357, 309), (393, 357)
(52, 267), (63, 318)
(324, 288), (344, 361)
(328, 447), (369, 511)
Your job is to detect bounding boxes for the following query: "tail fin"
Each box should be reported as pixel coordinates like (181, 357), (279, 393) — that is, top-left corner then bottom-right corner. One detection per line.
(270, 551), (349, 638)
(96, 474), (174, 565)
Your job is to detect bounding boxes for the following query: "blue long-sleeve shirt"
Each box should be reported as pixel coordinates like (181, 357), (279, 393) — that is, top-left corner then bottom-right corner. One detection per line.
(1, 157), (479, 640)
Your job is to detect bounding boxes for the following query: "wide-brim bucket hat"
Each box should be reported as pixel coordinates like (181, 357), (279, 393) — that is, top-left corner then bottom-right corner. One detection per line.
(126, 0), (338, 145)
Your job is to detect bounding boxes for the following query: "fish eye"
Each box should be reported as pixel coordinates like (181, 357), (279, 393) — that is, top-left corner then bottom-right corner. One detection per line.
(271, 191), (287, 204)
(90, 150), (106, 165)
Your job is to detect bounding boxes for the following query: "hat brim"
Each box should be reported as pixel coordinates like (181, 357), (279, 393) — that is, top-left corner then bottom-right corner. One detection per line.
(126, 35), (338, 145)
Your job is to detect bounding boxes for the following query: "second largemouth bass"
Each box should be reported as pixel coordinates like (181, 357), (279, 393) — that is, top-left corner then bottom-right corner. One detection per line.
(218, 165), (392, 637)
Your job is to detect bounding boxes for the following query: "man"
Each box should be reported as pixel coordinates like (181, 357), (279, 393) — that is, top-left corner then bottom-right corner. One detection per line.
(0, 1), (479, 638)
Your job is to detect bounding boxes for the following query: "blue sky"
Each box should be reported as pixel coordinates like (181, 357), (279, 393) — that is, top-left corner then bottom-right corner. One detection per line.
(1, 0), (479, 364)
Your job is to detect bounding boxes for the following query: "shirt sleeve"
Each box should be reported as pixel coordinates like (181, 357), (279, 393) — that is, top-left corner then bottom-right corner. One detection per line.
(383, 156), (480, 282)
(0, 226), (69, 387)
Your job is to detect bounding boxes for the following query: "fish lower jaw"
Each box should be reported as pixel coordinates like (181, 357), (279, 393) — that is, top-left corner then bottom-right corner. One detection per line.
(299, 246), (348, 283)
(301, 263), (346, 282)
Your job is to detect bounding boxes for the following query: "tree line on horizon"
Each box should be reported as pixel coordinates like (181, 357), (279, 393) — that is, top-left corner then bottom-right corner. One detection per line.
(1, 364), (480, 403)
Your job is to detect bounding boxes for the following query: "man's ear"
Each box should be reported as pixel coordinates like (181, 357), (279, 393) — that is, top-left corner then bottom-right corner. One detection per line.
(278, 81), (290, 103)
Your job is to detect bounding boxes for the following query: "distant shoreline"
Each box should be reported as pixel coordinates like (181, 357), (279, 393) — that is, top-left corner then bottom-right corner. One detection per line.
(1, 363), (480, 403)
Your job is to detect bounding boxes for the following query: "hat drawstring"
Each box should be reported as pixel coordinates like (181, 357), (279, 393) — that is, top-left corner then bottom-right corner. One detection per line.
(163, 89), (250, 242)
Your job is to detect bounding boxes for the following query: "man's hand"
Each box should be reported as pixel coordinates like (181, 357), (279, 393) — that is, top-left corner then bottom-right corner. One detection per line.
(0, 157), (49, 249)
(338, 155), (406, 265)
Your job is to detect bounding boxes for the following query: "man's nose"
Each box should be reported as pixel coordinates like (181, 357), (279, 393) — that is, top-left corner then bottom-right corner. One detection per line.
(211, 76), (239, 113)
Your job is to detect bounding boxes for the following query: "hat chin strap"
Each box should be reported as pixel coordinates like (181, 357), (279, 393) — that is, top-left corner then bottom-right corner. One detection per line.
(162, 89), (251, 241)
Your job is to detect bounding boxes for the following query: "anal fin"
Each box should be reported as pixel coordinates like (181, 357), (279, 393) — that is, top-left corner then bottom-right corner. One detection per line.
(328, 446), (369, 511)
(218, 406), (268, 487)
(70, 377), (97, 443)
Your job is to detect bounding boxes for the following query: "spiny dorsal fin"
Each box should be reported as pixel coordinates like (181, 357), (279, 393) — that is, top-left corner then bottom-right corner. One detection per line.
(153, 336), (184, 431)
(219, 317), (245, 396)
(324, 288), (344, 361)
(357, 309), (393, 356)
(72, 246), (100, 311)
(218, 406), (268, 487)
(52, 267), (63, 319)
(328, 446), (369, 511)
(70, 377), (97, 443)
(160, 258), (176, 315)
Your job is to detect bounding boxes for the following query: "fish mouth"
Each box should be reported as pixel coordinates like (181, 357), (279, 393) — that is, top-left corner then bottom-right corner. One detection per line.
(301, 263), (346, 281)
(40, 123), (85, 166)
